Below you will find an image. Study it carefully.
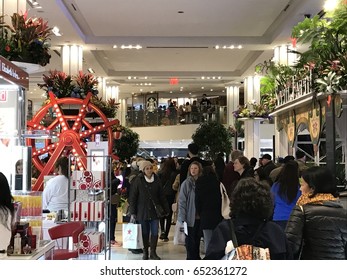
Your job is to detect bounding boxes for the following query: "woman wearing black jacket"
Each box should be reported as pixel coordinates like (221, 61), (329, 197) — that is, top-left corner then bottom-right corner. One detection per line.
(285, 166), (347, 259)
(204, 178), (292, 260)
(128, 160), (169, 260)
(195, 165), (223, 252)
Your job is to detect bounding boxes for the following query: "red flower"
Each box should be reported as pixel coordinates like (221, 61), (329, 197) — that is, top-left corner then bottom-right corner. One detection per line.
(5, 45), (10, 52)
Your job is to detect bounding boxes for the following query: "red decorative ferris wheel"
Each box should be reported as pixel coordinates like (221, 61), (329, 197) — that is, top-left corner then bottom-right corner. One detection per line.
(27, 91), (119, 191)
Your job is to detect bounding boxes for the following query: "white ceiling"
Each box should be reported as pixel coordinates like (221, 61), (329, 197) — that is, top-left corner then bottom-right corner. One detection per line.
(25, 0), (325, 102)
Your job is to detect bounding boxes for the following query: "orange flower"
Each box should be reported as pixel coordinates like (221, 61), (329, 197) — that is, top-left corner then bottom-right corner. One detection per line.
(5, 45), (10, 52)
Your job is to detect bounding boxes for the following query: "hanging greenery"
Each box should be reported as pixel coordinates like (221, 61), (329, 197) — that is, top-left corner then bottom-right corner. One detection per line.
(192, 121), (232, 160)
(291, 0), (347, 93)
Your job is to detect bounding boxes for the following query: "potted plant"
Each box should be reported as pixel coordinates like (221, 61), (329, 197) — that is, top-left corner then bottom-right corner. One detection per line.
(192, 121), (232, 160)
(0, 11), (52, 66)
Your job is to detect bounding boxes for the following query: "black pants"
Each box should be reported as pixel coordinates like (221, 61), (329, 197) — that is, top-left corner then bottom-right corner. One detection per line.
(185, 219), (201, 260)
(110, 204), (118, 241)
(159, 195), (175, 237)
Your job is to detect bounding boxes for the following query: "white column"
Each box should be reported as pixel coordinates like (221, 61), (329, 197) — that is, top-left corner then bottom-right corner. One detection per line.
(117, 99), (127, 126)
(275, 128), (289, 159)
(96, 77), (106, 100)
(62, 45), (83, 75)
(243, 76), (261, 159)
(273, 45), (297, 66)
(226, 84), (240, 127)
(244, 119), (261, 159)
(105, 85), (119, 101)
(2, 0), (26, 18)
(244, 76), (261, 104)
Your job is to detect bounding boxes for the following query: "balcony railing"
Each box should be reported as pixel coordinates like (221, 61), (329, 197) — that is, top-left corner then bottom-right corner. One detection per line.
(124, 105), (227, 127)
(276, 72), (313, 107)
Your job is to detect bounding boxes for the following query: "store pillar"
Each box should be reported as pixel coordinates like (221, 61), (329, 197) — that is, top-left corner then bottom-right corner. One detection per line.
(274, 126), (289, 159)
(243, 76), (261, 159)
(62, 45), (83, 75)
(226, 84), (240, 127)
(244, 119), (261, 160)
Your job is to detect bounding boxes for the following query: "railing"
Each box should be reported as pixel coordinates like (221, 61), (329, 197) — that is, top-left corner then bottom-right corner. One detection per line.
(124, 105), (228, 127)
(276, 71), (313, 107)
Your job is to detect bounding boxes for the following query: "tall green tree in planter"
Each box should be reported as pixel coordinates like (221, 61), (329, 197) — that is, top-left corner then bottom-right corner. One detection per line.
(192, 121), (232, 160)
(113, 127), (140, 162)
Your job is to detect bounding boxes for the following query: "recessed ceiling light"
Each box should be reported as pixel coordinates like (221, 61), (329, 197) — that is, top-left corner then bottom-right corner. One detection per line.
(113, 45), (117, 48)
(52, 26), (62, 36)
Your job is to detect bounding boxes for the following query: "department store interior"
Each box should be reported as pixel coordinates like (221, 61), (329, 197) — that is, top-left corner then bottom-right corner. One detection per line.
(0, 0), (346, 260)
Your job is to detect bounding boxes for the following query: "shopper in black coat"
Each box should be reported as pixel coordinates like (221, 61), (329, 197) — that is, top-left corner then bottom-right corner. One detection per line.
(204, 178), (292, 260)
(128, 161), (169, 260)
(285, 166), (347, 259)
(195, 165), (223, 252)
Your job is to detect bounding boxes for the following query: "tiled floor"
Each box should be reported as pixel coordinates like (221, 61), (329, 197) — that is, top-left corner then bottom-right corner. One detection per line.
(110, 223), (188, 260)
(79, 223), (205, 260)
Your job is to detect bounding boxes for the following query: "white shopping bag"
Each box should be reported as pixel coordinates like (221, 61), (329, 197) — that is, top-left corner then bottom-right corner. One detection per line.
(122, 223), (143, 249)
(173, 222), (186, 245)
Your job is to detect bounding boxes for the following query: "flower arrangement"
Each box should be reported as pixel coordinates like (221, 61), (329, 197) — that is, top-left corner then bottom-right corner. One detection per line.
(0, 12), (52, 66)
(290, 0), (347, 94)
(38, 70), (99, 99)
(233, 100), (272, 119)
(91, 96), (118, 118)
(38, 70), (119, 118)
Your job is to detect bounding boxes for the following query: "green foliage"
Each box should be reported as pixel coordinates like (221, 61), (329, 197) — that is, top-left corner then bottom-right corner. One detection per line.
(291, 1), (347, 93)
(113, 126), (140, 162)
(192, 121), (232, 160)
(0, 12), (52, 66)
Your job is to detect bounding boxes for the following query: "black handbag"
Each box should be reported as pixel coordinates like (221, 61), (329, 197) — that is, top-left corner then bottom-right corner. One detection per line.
(153, 204), (167, 218)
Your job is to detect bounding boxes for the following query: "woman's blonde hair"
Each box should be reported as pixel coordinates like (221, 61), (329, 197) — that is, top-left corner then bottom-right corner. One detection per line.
(187, 161), (203, 178)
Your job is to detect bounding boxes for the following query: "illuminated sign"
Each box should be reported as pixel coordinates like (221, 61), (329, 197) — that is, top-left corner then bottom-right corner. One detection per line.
(169, 78), (179, 85)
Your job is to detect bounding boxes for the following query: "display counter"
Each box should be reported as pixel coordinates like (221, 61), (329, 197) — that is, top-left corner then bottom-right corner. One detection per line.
(2, 240), (55, 260)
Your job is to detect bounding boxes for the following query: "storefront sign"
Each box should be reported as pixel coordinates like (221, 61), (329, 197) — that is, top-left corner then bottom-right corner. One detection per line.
(0, 56), (29, 88)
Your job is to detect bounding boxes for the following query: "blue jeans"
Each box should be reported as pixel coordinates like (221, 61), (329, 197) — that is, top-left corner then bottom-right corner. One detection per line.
(139, 219), (159, 237)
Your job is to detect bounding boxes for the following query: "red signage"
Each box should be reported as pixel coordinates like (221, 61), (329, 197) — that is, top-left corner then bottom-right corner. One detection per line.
(0, 91), (7, 102)
(169, 78), (179, 85)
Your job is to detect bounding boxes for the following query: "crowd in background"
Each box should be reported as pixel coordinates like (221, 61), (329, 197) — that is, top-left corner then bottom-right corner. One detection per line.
(1, 142), (346, 260)
(108, 143), (347, 260)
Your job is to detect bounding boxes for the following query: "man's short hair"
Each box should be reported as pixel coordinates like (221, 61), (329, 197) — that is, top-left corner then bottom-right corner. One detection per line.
(188, 143), (199, 155)
(295, 150), (305, 159)
(261, 154), (272, 160)
(284, 155), (295, 163)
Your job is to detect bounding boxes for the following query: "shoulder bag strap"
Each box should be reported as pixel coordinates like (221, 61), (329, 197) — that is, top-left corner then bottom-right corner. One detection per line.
(143, 183), (157, 208)
(228, 220), (239, 247)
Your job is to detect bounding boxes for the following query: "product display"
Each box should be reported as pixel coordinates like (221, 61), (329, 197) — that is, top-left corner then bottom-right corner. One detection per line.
(71, 170), (105, 190)
(78, 232), (105, 254)
(68, 162), (111, 259)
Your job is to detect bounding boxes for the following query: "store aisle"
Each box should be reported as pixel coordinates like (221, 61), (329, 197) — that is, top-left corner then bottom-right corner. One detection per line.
(110, 223), (188, 260)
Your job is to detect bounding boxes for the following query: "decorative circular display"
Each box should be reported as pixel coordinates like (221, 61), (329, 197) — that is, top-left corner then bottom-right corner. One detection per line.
(27, 92), (119, 191)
